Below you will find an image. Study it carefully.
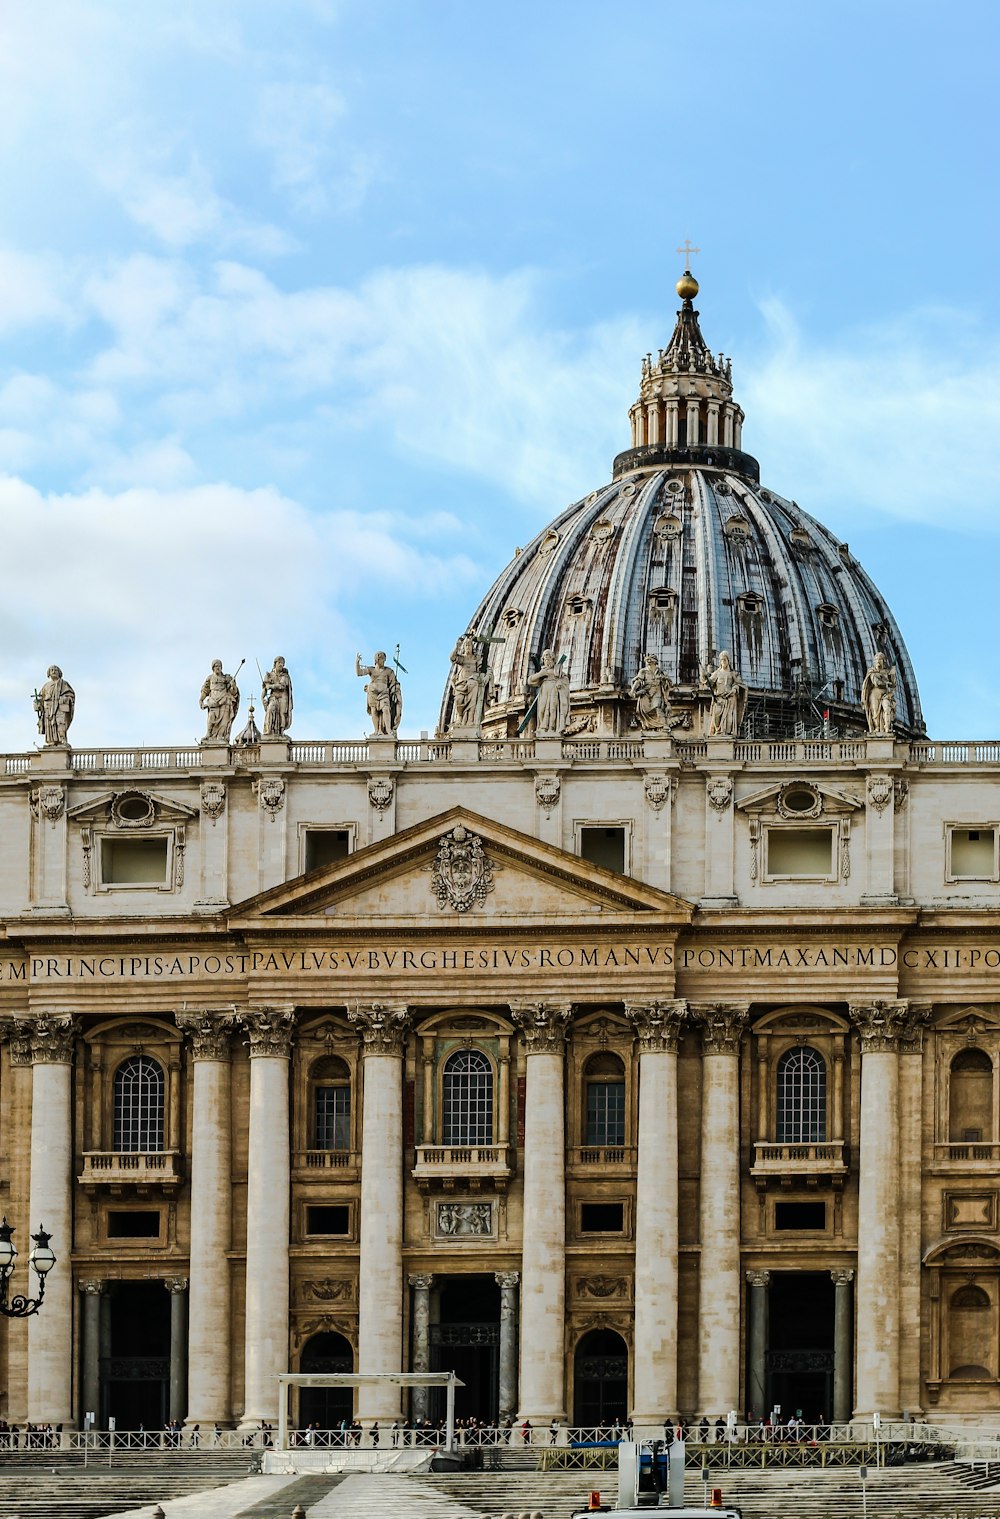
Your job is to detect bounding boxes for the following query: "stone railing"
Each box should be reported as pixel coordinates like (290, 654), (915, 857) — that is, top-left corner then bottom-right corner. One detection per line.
(568, 1144), (637, 1168)
(78, 1150), (183, 1187)
(411, 1143), (513, 1186)
(294, 1148), (361, 1171)
(750, 1140), (846, 1176)
(932, 1141), (1000, 1162)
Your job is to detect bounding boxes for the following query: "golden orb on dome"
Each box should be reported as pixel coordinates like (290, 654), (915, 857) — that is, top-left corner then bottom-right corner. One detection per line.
(676, 270), (699, 300)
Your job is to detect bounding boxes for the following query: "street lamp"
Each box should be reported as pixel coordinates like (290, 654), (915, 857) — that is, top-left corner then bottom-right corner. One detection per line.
(0, 1217), (56, 1317)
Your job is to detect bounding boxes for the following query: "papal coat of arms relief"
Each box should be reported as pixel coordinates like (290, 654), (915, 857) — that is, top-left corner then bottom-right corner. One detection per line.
(430, 824), (495, 913)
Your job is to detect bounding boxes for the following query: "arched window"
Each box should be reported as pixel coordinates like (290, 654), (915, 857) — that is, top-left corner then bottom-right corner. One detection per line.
(584, 1052), (626, 1148)
(312, 1055), (352, 1151)
(776, 1046), (826, 1144)
(949, 1047), (993, 1143)
(573, 1328), (628, 1426)
(442, 1050), (493, 1147)
(113, 1055), (165, 1153)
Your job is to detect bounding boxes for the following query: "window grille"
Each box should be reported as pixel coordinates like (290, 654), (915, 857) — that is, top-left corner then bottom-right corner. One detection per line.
(113, 1055), (165, 1153)
(586, 1079), (626, 1147)
(442, 1049), (493, 1146)
(314, 1084), (352, 1150)
(776, 1045), (826, 1143)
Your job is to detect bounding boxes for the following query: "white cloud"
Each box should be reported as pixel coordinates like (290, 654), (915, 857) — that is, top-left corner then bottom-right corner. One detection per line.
(0, 250), (69, 333)
(741, 299), (1000, 530)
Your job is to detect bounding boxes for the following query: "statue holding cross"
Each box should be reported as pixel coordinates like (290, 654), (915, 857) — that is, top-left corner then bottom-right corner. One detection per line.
(446, 628), (505, 736)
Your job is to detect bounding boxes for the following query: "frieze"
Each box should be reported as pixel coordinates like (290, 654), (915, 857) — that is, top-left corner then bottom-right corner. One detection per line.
(436, 1201), (494, 1237)
(299, 1279), (356, 1304)
(576, 1276), (630, 1299)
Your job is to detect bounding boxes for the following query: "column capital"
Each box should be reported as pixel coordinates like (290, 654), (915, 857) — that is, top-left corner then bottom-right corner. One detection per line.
(495, 1271), (520, 1290)
(830, 1268), (855, 1286)
(177, 1008), (238, 1060)
(12, 1013), (79, 1063)
(408, 1273), (434, 1291)
(745, 1269), (771, 1288)
(626, 1000), (687, 1052)
(349, 1003), (410, 1056)
(690, 1003), (749, 1055)
(164, 1277), (190, 1294)
(243, 1006), (296, 1058)
(510, 1002), (572, 1052)
(78, 1279), (105, 1296)
(849, 1000), (926, 1052)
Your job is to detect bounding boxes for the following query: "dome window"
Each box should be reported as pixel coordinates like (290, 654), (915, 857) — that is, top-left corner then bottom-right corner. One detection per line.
(538, 530), (560, 556)
(568, 595), (592, 616)
(789, 527), (814, 556)
(501, 608), (523, 630)
(723, 516), (751, 546)
(653, 513), (682, 540)
(759, 488), (773, 503)
(648, 588), (677, 637)
(736, 592), (765, 666)
(664, 478), (684, 494)
(589, 519), (615, 542)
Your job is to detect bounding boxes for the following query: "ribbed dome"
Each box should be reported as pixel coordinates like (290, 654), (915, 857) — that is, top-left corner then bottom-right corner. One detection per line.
(441, 284), (924, 742)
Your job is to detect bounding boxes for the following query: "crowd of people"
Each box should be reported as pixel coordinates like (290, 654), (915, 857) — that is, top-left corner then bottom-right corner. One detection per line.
(0, 1421), (60, 1448)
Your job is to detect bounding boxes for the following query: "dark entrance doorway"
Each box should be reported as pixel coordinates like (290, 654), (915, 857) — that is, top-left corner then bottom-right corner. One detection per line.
(765, 1272), (835, 1421)
(101, 1282), (170, 1430)
(573, 1329), (628, 1427)
(298, 1332), (354, 1429)
(429, 1276), (499, 1422)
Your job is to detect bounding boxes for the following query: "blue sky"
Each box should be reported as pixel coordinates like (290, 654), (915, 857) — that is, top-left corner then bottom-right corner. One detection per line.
(0, 0), (998, 746)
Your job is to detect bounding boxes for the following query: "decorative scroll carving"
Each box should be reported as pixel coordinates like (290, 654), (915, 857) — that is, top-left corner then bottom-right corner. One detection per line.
(349, 1003), (410, 1056)
(431, 825), (494, 913)
(79, 1279), (105, 1296)
(510, 1002), (572, 1053)
(576, 1276), (629, 1299)
(849, 1000), (927, 1053)
(368, 777), (394, 811)
(164, 1278), (189, 1294)
(11, 1014), (79, 1064)
(407, 1273), (434, 1292)
(253, 777), (285, 819)
(534, 775), (561, 812)
(243, 1006), (296, 1058)
(175, 827), (186, 887)
(301, 1279), (356, 1303)
(866, 775), (894, 814)
(176, 1009), (237, 1061)
(690, 1003), (749, 1055)
(495, 1271), (520, 1290)
(706, 775), (733, 813)
(745, 1270), (772, 1288)
(830, 1269), (855, 1286)
(7, 1031), (33, 1066)
(110, 792), (158, 829)
(436, 1201), (493, 1237)
(643, 774), (674, 811)
(30, 784), (65, 823)
(625, 1000), (687, 1053)
(894, 778), (909, 811)
(200, 782), (226, 823)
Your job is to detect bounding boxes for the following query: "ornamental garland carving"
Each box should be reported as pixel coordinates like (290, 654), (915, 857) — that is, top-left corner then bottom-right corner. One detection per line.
(300, 1279), (356, 1303)
(176, 1009), (237, 1060)
(534, 774), (561, 812)
(576, 1276), (629, 1299)
(200, 782), (227, 823)
(849, 1000), (927, 1052)
(430, 825), (494, 913)
(511, 1002), (573, 1052)
(368, 777), (394, 811)
(348, 1003), (410, 1056)
(707, 776), (733, 813)
(690, 1003), (749, 1055)
(243, 1006), (296, 1058)
(625, 1000), (687, 1052)
(30, 784), (65, 823)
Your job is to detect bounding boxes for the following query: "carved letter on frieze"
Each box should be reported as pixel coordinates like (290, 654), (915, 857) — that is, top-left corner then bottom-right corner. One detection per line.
(690, 1003), (749, 1055)
(30, 784), (65, 823)
(510, 1002), (573, 1052)
(368, 777), (394, 811)
(534, 774), (561, 812)
(349, 1003), (410, 1056)
(625, 1000), (687, 1052)
(431, 825), (494, 913)
(866, 776), (894, 814)
(706, 776), (733, 813)
(253, 777), (285, 819)
(200, 783), (226, 824)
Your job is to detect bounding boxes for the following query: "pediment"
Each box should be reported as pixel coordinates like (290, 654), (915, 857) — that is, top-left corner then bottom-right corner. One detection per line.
(67, 789), (198, 826)
(229, 807), (693, 926)
(736, 779), (862, 817)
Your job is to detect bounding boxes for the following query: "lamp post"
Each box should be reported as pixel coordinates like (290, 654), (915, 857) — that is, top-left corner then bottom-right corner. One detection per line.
(0, 1216), (56, 1317)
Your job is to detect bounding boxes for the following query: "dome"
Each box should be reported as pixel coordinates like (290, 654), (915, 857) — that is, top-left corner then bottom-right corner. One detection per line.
(440, 281), (924, 742)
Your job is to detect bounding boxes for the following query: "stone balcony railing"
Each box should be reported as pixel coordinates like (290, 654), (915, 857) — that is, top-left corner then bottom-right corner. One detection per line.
(411, 1143), (514, 1192)
(750, 1140), (847, 1181)
(293, 1148), (361, 1178)
(567, 1144), (638, 1173)
(932, 1141), (1000, 1163)
(78, 1150), (183, 1190)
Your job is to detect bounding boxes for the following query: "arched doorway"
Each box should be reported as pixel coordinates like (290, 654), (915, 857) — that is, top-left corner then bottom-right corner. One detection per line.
(298, 1332), (353, 1429)
(573, 1328), (628, 1427)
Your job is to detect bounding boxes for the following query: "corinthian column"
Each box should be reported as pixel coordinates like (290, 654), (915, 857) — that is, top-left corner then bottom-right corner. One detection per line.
(626, 1000), (686, 1428)
(850, 1001), (914, 1420)
(692, 1003), (748, 1417)
(511, 1002), (572, 1423)
(350, 1003), (410, 1424)
(177, 1009), (236, 1428)
(240, 1005), (295, 1429)
(22, 1015), (78, 1425)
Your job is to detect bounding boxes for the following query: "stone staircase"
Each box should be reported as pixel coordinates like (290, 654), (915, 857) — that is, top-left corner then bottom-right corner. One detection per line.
(0, 1448), (261, 1518)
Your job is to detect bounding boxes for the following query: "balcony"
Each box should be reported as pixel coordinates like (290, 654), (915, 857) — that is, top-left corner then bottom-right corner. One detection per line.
(293, 1148), (361, 1179)
(568, 1144), (637, 1176)
(932, 1141), (1000, 1166)
(750, 1140), (847, 1186)
(78, 1151), (183, 1192)
(412, 1144), (514, 1193)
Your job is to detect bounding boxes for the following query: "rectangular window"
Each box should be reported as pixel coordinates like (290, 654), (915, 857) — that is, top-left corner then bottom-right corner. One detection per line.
(304, 829), (351, 873)
(101, 837), (169, 885)
(314, 1086), (351, 1150)
(305, 1204), (351, 1236)
(580, 1201), (625, 1234)
(586, 1082), (626, 1147)
(949, 827), (998, 881)
(774, 1201), (826, 1231)
(580, 827), (626, 874)
(765, 827), (834, 879)
(107, 1209), (161, 1239)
